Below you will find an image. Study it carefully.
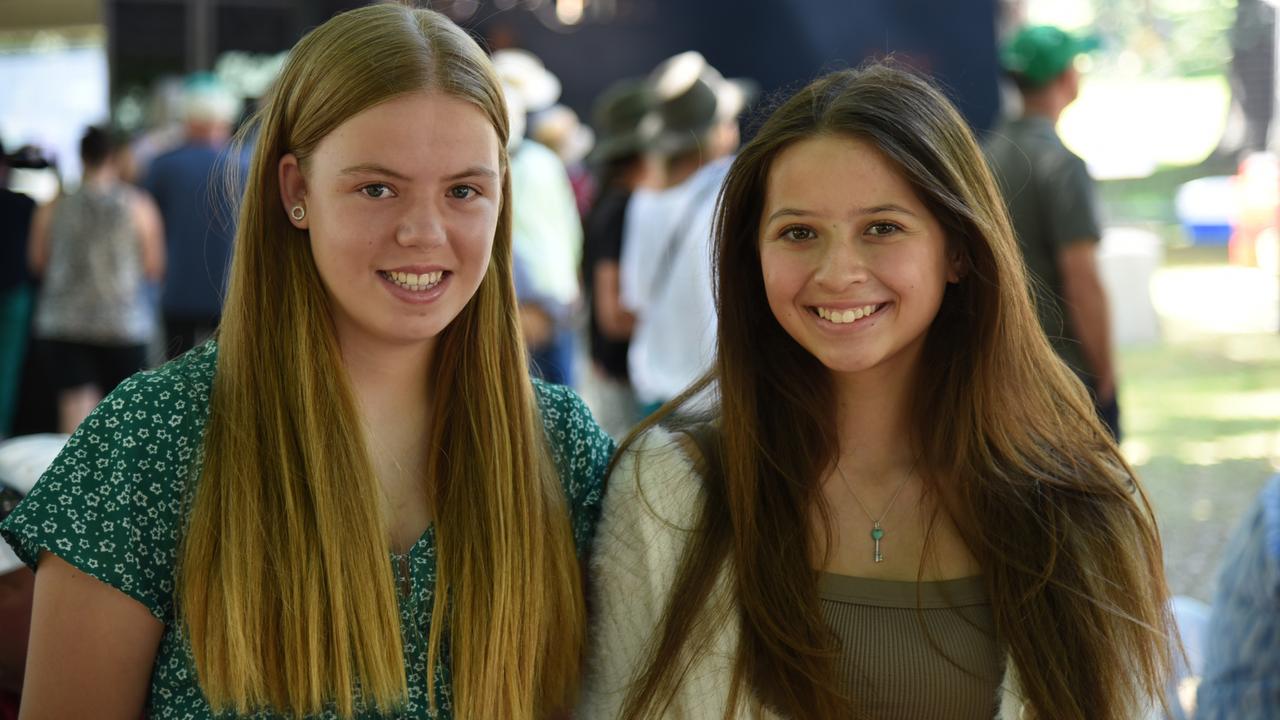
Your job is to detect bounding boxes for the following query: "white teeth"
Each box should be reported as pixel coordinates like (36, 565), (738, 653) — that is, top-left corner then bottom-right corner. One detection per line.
(816, 303), (880, 325)
(384, 270), (444, 291)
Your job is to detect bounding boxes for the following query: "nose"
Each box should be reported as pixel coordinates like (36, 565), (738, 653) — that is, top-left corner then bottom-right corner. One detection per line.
(813, 236), (870, 291)
(395, 198), (447, 248)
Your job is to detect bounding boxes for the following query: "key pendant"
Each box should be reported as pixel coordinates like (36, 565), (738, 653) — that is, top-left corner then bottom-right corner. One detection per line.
(871, 523), (885, 563)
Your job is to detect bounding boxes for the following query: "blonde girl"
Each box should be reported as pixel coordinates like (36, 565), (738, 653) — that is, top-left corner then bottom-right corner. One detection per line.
(3, 6), (611, 719)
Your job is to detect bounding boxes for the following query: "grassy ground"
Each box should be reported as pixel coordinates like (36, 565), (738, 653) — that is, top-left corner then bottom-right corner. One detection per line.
(1100, 133), (1280, 601)
(1121, 325), (1280, 601)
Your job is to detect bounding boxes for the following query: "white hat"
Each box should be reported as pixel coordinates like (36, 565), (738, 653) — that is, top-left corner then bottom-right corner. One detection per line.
(531, 104), (595, 165)
(493, 49), (562, 114)
(0, 434), (70, 575)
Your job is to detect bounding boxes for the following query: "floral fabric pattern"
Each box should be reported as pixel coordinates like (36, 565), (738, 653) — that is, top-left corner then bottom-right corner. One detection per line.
(0, 341), (613, 719)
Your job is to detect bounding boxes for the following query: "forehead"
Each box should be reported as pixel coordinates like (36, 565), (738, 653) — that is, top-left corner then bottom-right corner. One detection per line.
(309, 91), (500, 175)
(763, 134), (922, 209)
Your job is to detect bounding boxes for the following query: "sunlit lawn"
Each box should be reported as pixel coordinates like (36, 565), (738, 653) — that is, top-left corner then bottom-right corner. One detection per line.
(1117, 257), (1280, 601)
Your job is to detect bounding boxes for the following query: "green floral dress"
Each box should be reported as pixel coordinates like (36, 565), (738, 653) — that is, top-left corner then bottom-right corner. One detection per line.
(0, 341), (615, 719)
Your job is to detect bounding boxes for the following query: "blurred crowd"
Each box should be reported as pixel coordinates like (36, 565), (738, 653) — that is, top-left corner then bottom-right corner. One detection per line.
(0, 24), (1277, 719)
(0, 46), (758, 444)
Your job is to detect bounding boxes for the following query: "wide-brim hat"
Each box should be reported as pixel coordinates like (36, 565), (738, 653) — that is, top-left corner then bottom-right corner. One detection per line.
(0, 434), (69, 575)
(1001, 25), (1101, 89)
(531, 104), (596, 165)
(493, 48), (562, 114)
(587, 78), (656, 165)
(638, 51), (758, 155)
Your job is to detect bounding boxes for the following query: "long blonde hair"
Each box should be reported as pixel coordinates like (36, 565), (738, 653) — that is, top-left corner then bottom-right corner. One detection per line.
(618, 64), (1172, 720)
(176, 6), (584, 717)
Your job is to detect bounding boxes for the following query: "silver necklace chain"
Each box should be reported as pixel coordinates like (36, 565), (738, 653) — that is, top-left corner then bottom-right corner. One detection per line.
(834, 457), (917, 563)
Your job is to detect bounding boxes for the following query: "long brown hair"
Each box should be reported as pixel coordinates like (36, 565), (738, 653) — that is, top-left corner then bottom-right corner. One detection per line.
(617, 64), (1172, 720)
(176, 6), (584, 717)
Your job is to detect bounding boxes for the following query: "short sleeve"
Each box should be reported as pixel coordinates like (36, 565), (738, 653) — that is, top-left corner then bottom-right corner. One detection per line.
(532, 380), (615, 555)
(0, 359), (213, 620)
(1043, 152), (1103, 250)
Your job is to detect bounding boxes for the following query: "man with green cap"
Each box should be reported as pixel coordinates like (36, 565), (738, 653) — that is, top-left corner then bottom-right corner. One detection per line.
(983, 25), (1119, 439)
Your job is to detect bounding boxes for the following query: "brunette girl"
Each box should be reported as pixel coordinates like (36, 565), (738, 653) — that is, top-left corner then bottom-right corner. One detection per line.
(582, 64), (1172, 720)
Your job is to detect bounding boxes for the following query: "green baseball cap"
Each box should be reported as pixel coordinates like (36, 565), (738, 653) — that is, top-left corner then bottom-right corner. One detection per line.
(1001, 25), (1101, 88)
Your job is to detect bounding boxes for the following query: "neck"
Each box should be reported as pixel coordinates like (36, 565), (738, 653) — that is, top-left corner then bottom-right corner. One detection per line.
(81, 166), (115, 189)
(186, 121), (230, 146)
(341, 338), (435, 435)
(664, 157), (703, 188)
(830, 357), (919, 484)
(1020, 92), (1065, 124)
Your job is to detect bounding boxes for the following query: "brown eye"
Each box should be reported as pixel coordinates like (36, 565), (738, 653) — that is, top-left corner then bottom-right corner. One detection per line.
(867, 222), (901, 237)
(449, 185), (478, 200)
(360, 183), (393, 199)
(781, 226), (815, 242)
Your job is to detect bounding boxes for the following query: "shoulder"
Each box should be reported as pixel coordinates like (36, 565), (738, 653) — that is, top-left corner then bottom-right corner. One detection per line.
(532, 379), (615, 547)
(51, 341), (218, 486)
(605, 425), (706, 534)
(532, 379), (613, 455)
(0, 342), (219, 617)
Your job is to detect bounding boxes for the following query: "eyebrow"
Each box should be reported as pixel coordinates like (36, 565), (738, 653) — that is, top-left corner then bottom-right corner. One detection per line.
(338, 163), (498, 182)
(445, 165), (499, 182)
(764, 203), (920, 225)
(339, 163), (411, 181)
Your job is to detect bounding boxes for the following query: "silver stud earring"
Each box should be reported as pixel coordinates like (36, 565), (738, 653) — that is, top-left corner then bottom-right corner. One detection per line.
(291, 205), (306, 221)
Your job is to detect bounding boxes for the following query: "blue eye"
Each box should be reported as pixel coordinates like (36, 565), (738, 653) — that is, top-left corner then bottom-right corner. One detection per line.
(449, 185), (478, 200)
(781, 225), (815, 242)
(360, 183), (393, 199)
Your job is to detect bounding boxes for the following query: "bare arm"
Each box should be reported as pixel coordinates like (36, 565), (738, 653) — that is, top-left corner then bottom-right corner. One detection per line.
(19, 552), (163, 720)
(26, 202), (54, 277)
(1058, 241), (1116, 403)
(593, 260), (635, 341)
(131, 189), (166, 281)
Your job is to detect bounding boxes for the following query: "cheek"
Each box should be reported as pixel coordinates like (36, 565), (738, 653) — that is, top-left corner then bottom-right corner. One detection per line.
(759, 250), (802, 320)
(453, 213), (498, 271)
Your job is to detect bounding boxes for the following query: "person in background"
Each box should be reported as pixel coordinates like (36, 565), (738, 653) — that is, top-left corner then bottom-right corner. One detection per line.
(583, 64), (1172, 720)
(145, 73), (245, 359)
(619, 51), (755, 415)
(982, 25), (1120, 439)
(2, 6), (611, 718)
(0, 143), (37, 439)
(27, 126), (164, 434)
(580, 79), (660, 437)
(1196, 474), (1280, 719)
(531, 103), (598, 220)
(494, 49), (584, 386)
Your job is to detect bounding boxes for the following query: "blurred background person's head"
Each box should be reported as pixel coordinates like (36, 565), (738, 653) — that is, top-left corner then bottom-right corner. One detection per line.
(640, 51), (756, 187)
(1001, 25), (1100, 121)
(588, 78), (658, 190)
(78, 126), (115, 178)
(180, 72), (239, 146)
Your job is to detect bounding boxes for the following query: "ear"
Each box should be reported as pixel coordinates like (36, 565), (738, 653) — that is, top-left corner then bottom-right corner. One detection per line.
(278, 153), (309, 229)
(946, 242), (967, 284)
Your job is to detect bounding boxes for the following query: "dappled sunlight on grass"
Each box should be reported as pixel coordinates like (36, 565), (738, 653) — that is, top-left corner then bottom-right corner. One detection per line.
(1120, 260), (1280, 600)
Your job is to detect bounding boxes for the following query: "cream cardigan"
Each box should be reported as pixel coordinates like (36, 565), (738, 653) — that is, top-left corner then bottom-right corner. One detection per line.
(579, 427), (1157, 720)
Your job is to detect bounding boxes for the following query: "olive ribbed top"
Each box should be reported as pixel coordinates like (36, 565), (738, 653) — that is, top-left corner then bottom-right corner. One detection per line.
(819, 573), (1003, 719)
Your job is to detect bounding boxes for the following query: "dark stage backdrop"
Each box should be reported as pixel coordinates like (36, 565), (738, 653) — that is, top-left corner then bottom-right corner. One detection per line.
(469, 0), (1002, 134)
(107, 0), (1001, 134)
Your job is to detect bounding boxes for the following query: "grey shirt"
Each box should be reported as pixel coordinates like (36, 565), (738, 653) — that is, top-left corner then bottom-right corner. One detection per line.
(820, 573), (1002, 719)
(983, 116), (1103, 377)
